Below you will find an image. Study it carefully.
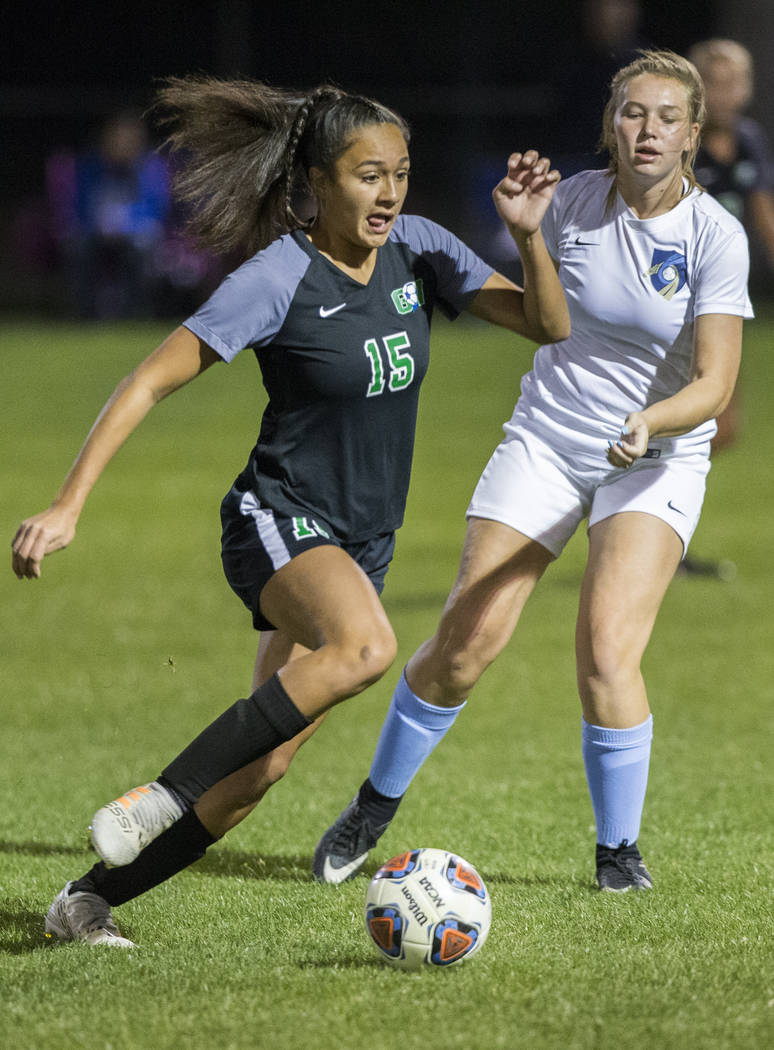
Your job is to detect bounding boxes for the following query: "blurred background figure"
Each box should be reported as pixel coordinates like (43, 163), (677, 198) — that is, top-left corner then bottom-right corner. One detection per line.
(13, 109), (220, 320)
(481, 0), (650, 276)
(679, 39), (774, 578)
(62, 109), (171, 319)
(550, 0), (650, 175)
(690, 39), (774, 291)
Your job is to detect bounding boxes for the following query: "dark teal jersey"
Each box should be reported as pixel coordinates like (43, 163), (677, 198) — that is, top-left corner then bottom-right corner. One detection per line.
(185, 214), (493, 541)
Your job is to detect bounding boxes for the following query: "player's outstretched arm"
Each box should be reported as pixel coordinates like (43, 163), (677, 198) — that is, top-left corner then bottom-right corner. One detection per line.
(11, 327), (220, 580)
(468, 151), (569, 345)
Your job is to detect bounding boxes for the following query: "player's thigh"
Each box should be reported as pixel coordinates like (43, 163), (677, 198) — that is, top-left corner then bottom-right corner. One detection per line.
(444, 516), (554, 624)
(408, 518), (553, 698)
(579, 454), (707, 665)
(260, 544), (396, 657)
(577, 511), (683, 670)
(442, 424), (588, 655)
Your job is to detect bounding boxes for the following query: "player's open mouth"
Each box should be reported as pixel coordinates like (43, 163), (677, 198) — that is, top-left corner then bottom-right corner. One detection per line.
(367, 213), (394, 233)
(635, 147), (660, 160)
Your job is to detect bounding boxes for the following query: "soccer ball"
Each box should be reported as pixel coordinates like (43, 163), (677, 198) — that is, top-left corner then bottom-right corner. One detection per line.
(364, 847), (492, 970)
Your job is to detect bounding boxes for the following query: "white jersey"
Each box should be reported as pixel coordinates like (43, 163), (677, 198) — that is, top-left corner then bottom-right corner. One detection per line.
(512, 169), (753, 463)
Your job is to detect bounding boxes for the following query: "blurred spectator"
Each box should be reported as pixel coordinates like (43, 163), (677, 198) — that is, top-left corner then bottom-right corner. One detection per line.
(550, 0), (651, 175)
(689, 39), (774, 292)
(671, 39), (774, 581)
(12, 109), (219, 319)
(477, 1), (650, 280)
(63, 109), (171, 318)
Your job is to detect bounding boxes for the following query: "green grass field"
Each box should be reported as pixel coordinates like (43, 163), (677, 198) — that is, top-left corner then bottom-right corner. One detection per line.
(2, 312), (773, 1050)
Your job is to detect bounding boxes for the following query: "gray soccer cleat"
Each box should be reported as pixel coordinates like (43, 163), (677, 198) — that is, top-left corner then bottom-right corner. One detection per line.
(89, 780), (186, 867)
(313, 796), (390, 884)
(45, 882), (136, 947)
(596, 841), (653, 892)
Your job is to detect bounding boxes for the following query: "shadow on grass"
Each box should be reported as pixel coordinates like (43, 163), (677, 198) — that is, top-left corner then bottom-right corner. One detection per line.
(0, 839), (90, 857)
(0, 902), (47, 955)
(191, 847), (587, 892)
(192, 849), (315, 881)
(297, 955), (386, 970)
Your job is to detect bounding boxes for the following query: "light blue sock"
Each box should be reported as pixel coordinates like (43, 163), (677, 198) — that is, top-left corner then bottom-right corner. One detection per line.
(582, 715), (653, 848)
(368, 671), (465, 798)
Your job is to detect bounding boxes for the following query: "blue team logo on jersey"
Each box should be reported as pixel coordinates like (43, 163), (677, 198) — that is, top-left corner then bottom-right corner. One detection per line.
(645, 249), (687, 301)
(391, 279), (425, 315)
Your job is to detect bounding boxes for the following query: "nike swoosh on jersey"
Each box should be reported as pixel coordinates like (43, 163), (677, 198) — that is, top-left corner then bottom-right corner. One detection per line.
(667, 500), (687, 516)
(319, 303), (347, 318)
(322, 851), (368, 884)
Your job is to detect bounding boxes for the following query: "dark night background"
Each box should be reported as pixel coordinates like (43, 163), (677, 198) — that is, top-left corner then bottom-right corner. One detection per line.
(2, 0), (771, 312)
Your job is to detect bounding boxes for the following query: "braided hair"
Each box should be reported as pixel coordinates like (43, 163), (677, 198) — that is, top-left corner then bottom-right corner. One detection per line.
(152, 77), (409, 259)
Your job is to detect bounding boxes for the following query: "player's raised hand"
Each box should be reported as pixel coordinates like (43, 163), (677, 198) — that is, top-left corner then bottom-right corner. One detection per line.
(493, 151), (561, 235)
(11, 505), (78, 579)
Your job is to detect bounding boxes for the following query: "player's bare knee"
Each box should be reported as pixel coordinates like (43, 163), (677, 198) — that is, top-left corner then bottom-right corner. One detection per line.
(359, 626), (398, 684)
(577, 647), (639, 706)
(433, 646), (489, 703)
(332, 624), (398, 695)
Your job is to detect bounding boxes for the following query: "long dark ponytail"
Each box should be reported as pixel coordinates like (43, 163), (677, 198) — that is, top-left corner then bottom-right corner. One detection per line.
(152, 76), (409, 258)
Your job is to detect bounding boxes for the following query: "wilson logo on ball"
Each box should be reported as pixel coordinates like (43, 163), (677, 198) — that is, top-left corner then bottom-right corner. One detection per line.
(365, 847), (492, 971)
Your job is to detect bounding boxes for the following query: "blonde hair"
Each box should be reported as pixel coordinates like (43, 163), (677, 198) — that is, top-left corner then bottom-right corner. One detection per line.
(600, 49), (705, 205)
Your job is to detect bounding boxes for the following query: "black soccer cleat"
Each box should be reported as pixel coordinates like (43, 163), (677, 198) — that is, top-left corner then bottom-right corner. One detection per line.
(312, 796), (391, 884)
(595, 840), (653, 892)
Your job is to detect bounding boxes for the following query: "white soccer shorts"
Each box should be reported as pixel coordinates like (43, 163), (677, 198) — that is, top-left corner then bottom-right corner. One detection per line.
(467, 425), (709, 556)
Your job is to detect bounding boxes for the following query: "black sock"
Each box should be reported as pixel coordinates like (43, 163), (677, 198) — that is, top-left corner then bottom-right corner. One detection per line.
(70, 809), (217, 906)
(358, 778), (403, 827)
(161, 674), (310, 805)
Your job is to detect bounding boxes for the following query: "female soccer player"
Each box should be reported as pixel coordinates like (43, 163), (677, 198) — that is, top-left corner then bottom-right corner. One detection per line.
(314, 49), (753, 892)
(12, 78), (569, 945)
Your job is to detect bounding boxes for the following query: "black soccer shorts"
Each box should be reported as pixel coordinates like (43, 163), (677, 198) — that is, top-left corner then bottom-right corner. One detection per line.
(220, 485), (396, 631)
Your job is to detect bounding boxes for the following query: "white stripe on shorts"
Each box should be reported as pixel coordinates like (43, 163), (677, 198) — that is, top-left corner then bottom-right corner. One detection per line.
(238, 491), (291, 571)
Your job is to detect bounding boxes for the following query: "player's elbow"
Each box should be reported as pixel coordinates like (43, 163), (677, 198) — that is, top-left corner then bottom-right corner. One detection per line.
(534, 316), (570, 344)
(549, 317), (571, 342)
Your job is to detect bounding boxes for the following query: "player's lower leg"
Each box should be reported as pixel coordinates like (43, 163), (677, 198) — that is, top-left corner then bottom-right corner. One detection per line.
(48, 809), (218, 947)
(89, 673), (310, 866)
(52, 731), (320, 945)
(582, 715), (654, 891)
(313, 670), (464, 882)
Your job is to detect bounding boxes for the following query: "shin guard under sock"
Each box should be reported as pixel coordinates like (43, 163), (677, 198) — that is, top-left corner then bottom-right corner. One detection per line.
(582, 715), (653, 848)
(70, 809), (217, 907)
(368, 670), (465, 798)
(161, 674), (310, 805)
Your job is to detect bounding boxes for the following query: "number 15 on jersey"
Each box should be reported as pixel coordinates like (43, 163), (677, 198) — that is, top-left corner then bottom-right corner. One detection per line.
(364, 332), (415, 397)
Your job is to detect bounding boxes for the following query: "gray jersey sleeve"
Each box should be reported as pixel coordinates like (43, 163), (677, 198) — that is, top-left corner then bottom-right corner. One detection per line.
(183, 235), (311, 362)
(391, 215), (495, 317)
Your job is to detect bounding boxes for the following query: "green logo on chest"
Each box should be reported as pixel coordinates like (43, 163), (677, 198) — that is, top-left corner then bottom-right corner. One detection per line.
(391, 278), (425, 315)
